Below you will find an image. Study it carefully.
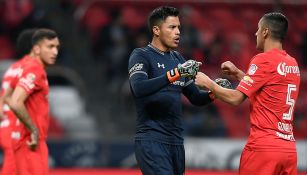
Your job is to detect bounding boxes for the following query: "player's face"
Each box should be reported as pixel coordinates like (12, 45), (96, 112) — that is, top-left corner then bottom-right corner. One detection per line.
(255, 18), (265, 51)
(37, 38), (60, 66)
(158, 16), (180, 50)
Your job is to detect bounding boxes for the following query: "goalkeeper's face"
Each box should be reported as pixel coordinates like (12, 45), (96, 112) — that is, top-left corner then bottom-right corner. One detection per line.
(158, 16), (181, 50)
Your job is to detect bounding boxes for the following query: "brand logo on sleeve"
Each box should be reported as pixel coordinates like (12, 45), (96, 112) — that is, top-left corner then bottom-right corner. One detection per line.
(129, 63), (144, 75)
(241, 76), (253, 87)
(247, 64), (257, 75)
(20, 73), (36, 89)
(277, 62), (300, 77)
(243, 76), (254, 83)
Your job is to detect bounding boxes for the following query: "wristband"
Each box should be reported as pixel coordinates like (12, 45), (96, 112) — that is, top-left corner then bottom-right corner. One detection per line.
(167, 68), (180, 83)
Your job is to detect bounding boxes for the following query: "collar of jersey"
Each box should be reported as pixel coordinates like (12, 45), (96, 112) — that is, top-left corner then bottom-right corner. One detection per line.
(148, 43), (170, 55)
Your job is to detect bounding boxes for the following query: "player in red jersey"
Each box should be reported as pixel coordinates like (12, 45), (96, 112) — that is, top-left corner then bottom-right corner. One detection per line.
(6, 28), (60, 175)
(0, 28), (36, 175)
(195, 12), (300, 175)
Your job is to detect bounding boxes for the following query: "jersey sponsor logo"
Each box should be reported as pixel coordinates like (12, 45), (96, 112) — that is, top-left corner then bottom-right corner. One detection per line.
(277, 62), (300, 77)
(248, 64), (257, 75)
(243, 76), (254, 83)
(277, 122), (293, 133)
(20, 73), (36, 89)
(276, 131), (295, 141)
(157, 63), (165, 69)
(238, 84), (248, 90)
(240, 76), (253, 87)
(4, 66), (23, 78)
(129, 63), (144, 75)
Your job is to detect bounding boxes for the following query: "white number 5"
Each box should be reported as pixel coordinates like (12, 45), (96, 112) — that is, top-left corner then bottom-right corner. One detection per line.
(283, 84), (296, 121)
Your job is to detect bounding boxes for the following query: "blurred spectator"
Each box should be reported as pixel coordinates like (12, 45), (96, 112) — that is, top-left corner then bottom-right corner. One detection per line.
(202, 34), (226, 75)
(93, 10), (130, 81)
(0, 36), (14, 60)
(179, 6), (203, 60)
(300, 32), (307, 67)
(76, 2), (110, 40)
(2, 0), (33, 29)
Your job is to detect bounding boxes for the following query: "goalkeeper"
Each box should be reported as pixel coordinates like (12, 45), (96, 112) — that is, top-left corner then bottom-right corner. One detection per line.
(128, 6), (232, 175)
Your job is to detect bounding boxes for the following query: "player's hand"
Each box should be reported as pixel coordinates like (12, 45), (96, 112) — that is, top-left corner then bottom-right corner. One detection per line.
(27, 128), (39, 151)
(167, 60), (201, 83)
(214, 78), (232, 89)
(195, 72), (213, 89)
(178, 60), (202, 78)
(221, 61), (239, 76)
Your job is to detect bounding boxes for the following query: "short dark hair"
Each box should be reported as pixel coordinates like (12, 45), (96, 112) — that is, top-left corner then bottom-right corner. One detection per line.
(32, 28), (58, 45)
(148, 6), (179, 36)
(16, 28), (37, 59)
(262, 12), (288, 42)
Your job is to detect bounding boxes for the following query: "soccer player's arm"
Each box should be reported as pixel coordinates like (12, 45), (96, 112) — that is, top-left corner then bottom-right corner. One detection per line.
(202, 81), (246, 106)
(7, 86), (37, 131)
(198, 55), (270, 105)
(128, 49), (172, 98)
(221, 61), (246, 81)
(0, 95), (4, 120)
(6, 69), (40, 150)
(0, 89), (5, 120)
(182, 81), (213, 106)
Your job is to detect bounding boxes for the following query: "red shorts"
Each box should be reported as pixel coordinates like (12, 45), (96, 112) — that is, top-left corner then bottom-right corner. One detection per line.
(0, 120), (16, 175)
(239, 148), (297, 175)
(14, 140), (49, 175)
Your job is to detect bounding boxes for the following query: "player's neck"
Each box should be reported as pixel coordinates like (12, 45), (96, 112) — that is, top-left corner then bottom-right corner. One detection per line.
(150, 38), (171, 52)
(29, 53), (46, 68)
(263, 40), (283, 52)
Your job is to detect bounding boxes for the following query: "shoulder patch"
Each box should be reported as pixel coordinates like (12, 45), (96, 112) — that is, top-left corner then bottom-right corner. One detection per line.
(129, 63), (144, 75)
(248, 64), (258, 75)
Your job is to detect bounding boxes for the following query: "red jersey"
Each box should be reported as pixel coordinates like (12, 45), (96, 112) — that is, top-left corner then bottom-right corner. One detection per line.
(1, 56), (30, 141)
(237, 48), (300, 152)
(13, 57), (50, 147)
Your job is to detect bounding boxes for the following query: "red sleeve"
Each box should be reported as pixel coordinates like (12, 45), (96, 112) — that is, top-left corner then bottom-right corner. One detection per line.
(236, 54), (271, 97)
(17, 66), (43, 94)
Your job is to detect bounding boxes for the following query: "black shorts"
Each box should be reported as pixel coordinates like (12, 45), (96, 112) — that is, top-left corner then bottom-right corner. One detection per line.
(135, 140), (185, 175)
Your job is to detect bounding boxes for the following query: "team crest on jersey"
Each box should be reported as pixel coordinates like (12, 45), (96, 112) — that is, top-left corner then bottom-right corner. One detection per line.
(26, 73), (36, 82)
(248, 64), (257, 75)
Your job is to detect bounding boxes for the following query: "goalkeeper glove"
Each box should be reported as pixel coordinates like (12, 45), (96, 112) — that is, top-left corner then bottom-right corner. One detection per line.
(214, 78), (232, 89)
(167, 60), (201, 83)
(209, 78), (232, 100)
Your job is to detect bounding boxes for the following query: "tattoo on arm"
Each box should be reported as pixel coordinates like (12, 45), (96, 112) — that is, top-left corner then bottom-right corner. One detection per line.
(10, 103), (37, 133)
